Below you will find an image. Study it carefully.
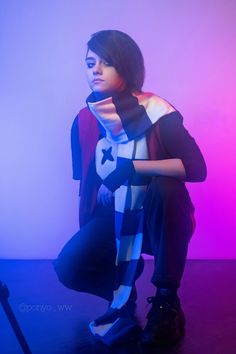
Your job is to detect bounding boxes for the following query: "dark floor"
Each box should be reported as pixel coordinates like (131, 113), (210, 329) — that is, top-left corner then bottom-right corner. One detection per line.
(0, 259), (236, 354)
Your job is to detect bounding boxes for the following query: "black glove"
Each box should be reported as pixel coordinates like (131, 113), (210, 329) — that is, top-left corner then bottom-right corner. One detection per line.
(103, 158), (135, 192)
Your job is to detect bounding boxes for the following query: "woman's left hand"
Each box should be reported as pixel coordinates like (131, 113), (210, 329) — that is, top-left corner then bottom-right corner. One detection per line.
(97, 184), (113, 206)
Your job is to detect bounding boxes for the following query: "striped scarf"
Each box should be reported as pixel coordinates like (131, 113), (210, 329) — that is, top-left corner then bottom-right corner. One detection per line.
(86, 90), (175, 345)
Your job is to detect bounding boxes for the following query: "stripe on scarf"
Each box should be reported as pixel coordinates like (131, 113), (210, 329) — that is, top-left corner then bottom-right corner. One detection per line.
(88, 97), (129, 143)
(117, 233), (143, 261)
(128, 186), (147, 210)
(92, 306), (130, 326)
(131, 174), (151, 186)
(120, 209), (143, 235)
(113, 259), (140, 288)
(133, 92), (175, 124)
(112, 93), (153, 140)
(134, 133), (148, 157)
(115, 209), (142, 256)
(90, 316), (139, 344)
(115, 185), (147, 213)
(89, 319), (119, 336)
(111, 285), (133, 309)
(95, 137), (118, 180)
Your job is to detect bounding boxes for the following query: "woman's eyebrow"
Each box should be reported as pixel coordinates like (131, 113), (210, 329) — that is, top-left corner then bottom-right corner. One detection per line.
(85, 57), (95, 61)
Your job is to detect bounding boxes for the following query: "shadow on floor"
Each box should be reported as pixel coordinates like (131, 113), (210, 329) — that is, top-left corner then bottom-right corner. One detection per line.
(0, 259), (236, 354)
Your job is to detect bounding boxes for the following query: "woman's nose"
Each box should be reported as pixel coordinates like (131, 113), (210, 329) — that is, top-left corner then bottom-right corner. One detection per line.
(93, 63), (102, 75)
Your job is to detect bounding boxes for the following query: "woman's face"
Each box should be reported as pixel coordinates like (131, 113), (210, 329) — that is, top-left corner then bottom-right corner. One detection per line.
(85, 50), (126, 94)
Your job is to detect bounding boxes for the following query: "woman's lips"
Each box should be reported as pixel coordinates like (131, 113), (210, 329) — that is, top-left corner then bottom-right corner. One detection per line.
(92, 79), (104, 83)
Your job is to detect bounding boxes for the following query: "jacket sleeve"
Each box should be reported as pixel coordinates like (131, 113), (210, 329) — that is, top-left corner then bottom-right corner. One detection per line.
(70, 115), (82, 180)
(158, 111), (207, 182)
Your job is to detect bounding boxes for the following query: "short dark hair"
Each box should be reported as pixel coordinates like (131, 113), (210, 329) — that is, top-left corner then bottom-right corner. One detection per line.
(87, 30), (145, 92)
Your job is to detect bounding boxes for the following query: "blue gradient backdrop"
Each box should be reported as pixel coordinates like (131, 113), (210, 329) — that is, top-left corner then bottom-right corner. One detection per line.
(0, 0), (235, 259)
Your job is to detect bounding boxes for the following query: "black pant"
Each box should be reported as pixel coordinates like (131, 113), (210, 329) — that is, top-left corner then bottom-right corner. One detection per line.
(53, 176), (194, 300)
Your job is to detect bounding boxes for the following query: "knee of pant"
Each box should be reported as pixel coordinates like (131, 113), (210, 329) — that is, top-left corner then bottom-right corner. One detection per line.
(146, 176), (186, 203)
(53, 256), (80, 289)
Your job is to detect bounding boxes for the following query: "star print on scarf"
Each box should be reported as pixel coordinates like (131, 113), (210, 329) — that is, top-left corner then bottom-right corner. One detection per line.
(101, 147), (114, 165)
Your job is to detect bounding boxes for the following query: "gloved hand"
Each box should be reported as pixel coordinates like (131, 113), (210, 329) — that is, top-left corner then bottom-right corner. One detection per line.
(103, 158), (135, 192)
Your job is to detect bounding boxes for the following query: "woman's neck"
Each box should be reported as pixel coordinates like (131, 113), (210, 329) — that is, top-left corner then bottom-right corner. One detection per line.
(93, 91), (111, 101)
(92, 89), (131, 102)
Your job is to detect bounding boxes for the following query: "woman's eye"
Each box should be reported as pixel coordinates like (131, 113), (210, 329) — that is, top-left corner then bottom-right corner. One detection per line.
(86, 62), (94, 68)
(86, 60), (111, 68)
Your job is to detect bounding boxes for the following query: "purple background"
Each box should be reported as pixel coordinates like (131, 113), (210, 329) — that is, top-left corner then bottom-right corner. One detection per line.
(0, 0), (235, 259)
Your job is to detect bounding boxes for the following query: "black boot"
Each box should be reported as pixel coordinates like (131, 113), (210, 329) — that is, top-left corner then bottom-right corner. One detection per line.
(141, 295), (186, 346)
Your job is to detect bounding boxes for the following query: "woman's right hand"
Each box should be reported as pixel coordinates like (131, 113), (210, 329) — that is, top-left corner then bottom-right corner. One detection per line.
(97, 184), (113, 206)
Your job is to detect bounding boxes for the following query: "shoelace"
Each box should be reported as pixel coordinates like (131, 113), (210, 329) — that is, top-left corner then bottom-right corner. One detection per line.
(146, 296), (179, 313)
(146, 296), (155, 304)
(146, 296), (165, 310)
(146, 296), (162, 310)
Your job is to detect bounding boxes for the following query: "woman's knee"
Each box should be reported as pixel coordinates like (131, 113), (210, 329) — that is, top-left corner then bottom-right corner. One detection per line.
(53, 219), (116, 289)
(145, 176), (190, 204)
(143, 176), (195, 245)
(53, 254), (80, 289)
(52, 233), (90, 289)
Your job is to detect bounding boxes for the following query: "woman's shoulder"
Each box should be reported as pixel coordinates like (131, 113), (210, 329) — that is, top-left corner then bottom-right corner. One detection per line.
(72, 106), (96, 128)
(77, 106), (91, 118)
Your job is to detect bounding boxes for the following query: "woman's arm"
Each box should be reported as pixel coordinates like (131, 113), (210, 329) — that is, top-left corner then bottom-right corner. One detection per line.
(133, 158), (186, 180)
(133, 112), (207, 182)
(71, 115), (82, 181)
(154, 112), (207, 182)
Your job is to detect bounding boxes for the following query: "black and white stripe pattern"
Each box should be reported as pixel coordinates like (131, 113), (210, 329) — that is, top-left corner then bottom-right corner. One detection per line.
(87, 91), (175, 344)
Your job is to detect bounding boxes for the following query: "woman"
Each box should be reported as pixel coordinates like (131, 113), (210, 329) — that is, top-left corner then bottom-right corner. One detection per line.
(54, 30), (207, 346)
